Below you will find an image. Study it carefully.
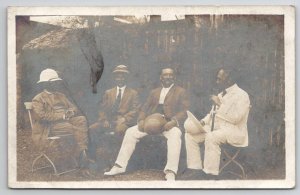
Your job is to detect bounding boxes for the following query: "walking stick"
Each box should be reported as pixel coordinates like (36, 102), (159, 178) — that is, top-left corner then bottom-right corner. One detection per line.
(211, 105), (217, 131)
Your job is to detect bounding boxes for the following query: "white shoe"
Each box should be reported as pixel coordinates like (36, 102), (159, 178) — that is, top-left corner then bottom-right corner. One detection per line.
(165, 172), (176, 181)
(104, 165), (125, 176)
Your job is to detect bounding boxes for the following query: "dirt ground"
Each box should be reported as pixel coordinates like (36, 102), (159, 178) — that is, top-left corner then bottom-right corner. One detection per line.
(16, 129), (285, 182)
(17, 129), (168, 181)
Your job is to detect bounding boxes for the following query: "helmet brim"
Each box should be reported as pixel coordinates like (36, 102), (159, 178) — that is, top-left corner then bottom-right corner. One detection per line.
(37, 77), (62, 83)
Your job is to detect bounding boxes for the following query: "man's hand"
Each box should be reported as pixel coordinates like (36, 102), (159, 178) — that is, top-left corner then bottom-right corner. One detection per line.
(164, 120), (177, 131)
(200, 120), (205, 126)
(137, 120), (145, 132)
(102, 120), (110, 128)
(210, 95), (221, 106)
(116, 117), (126, 125)
(89, 122), (100, 130)
(65, 109), (75, 120)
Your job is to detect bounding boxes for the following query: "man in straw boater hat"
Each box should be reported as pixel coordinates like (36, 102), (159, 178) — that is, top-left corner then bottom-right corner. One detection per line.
(183, 68), (251, 179)
(89, 65), (140, 164)
(104, 67), (190, 181)
(31, 68), (92, 176)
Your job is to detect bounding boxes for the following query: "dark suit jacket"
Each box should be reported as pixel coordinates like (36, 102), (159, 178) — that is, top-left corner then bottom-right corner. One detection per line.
(138, 85), (189, 125)
(98, 87), (140, 126)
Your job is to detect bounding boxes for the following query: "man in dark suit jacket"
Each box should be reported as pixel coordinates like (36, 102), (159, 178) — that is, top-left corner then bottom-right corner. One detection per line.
(89, 65), (140, 161)
(104, 68), (189, 181)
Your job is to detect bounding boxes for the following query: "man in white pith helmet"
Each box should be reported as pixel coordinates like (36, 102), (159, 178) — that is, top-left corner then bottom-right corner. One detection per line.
(31, 68), (91, 174)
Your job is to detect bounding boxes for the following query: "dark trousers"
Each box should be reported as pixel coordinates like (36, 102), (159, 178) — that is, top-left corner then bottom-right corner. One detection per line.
(51, 116), (88, 151)
(88, 122), (128, 163)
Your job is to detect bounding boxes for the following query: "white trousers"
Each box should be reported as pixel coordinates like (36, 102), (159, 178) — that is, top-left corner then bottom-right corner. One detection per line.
(115, 125), (182, 174)
(185, 127), (245, 175)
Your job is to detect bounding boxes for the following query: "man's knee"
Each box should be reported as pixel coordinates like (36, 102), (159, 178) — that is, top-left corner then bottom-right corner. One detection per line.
(124, 126), (138, 139)
(205, 132), (221, 146)
(70, 116), (87, 126)
(115, 123), (128, 135)
(185, 133), (195, 143)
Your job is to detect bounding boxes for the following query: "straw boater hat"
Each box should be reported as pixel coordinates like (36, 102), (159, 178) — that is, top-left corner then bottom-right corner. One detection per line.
(113, 65), (130, 74)
(184, 111), (207, 135)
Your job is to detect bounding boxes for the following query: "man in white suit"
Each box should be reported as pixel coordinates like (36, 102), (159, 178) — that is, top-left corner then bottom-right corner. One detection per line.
(183, 68), (250, 179)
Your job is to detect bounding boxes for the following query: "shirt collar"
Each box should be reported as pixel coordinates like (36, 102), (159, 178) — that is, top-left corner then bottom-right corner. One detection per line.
(117, 85), (126, 91)
(44, 89), (53, 95)
(225, 83), (238, 93)
(162, 83), (174, 90)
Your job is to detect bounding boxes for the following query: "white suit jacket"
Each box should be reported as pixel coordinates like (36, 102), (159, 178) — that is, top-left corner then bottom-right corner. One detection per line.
(202, 84), (251, 147)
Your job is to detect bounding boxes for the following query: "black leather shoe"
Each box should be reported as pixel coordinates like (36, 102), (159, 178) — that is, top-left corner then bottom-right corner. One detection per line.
(79, 167), (95, 178)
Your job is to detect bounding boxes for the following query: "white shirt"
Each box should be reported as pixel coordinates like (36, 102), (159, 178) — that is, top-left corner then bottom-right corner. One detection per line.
(159, 84), (174, 104)
(116, 86), (126, 100)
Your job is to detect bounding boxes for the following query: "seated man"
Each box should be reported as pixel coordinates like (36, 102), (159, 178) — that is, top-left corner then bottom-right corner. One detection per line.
(31, 68), (90, 172)
(104, 67), (189, 181)
(89, 65), (140, 162)
(184, 68), (251, 179)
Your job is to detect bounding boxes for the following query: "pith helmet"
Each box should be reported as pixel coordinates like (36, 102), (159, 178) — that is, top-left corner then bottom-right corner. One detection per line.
(37, 68), (62, 83)
(184, 111), (208, 135)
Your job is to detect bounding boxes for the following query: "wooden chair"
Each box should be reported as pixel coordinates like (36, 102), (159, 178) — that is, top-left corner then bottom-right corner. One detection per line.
(24, 102), (78, 176)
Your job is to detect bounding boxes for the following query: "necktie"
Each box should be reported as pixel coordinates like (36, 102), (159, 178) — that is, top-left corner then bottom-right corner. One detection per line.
(112, 89), (122, 114)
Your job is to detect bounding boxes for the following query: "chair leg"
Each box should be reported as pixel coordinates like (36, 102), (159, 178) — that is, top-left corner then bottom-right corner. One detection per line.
(231, 159), (246, 179)
(32, 153), (79, 176)
(219, 149), (237, 173)
(220, 149), (246, 179)
(43, 154), (58, 175)
(32, 154), (45, 172)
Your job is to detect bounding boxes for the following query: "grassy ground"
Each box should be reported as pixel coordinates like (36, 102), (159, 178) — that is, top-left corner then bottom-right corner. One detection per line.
(16, 129), (285, 182)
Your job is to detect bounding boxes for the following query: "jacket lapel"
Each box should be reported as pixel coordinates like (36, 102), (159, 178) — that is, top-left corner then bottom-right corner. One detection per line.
(164, 85), (176, 105)
(111, 87), (117, 105)
(155, 87), (163, 103)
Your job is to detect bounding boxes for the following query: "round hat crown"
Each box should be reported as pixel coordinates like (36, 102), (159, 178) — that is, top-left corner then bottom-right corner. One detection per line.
(113, 65), (129, 74)
(37, 68), (62, 83)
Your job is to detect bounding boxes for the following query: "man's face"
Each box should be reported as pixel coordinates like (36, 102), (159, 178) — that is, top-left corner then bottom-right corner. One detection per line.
(160, 68), (175, 88)
(43, 80), (64, 93)
(114, 72), (127, 87)
(216, 69), (229, 91)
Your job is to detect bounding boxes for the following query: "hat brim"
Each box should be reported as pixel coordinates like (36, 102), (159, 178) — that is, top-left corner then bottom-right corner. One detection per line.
(113, 70), (129, 74)
(186, 111), (207, 133)
(37, 77), (62, 83)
